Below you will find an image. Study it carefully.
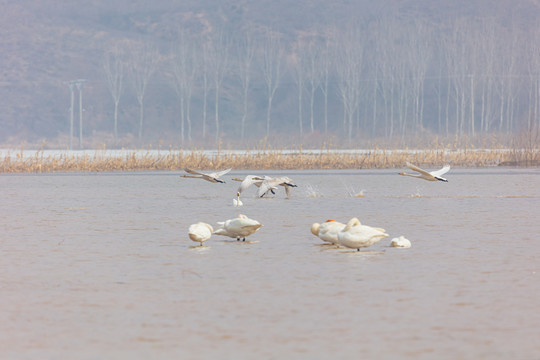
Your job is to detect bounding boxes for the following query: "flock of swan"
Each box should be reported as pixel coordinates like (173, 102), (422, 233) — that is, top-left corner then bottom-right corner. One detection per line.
(184, 162), (451, 251)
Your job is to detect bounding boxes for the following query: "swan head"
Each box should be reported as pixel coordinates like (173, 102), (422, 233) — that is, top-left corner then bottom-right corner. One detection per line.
(343, 217), (361, 230)
(202, 222), (213, 233)
(310, 223), (321, 236)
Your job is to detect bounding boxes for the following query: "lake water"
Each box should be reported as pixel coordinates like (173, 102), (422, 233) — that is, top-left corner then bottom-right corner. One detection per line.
(1, 168), (539, 359)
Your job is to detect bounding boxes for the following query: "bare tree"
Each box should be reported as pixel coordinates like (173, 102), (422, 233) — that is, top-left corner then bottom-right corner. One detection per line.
(319, 27), (336, 136)
(235, 30), (256, 140)
(305, 36), (323, 133)
(336, 27), (364, 142)
(291, 39), (306, 137)
(103, 46), (125, 140)
(127, 41), (159, 141)
(261, 29), (284, 137)
(171, 31), (197, 144)
(526, 24), (540, 132)
(200, 40), (210, 140)
(207, 31), (230, 143)
(407, 20), (432, 134)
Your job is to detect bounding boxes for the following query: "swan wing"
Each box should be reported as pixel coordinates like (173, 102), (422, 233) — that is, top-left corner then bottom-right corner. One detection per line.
(210, 168), (232, 178)
(405, 162), (432, 177)
(238, 175), (263, 193)
(284, 184), (291, 197)
(430, 165), (450, 177)
(184, 168), (206, 176)
(258, 178), (278, 197)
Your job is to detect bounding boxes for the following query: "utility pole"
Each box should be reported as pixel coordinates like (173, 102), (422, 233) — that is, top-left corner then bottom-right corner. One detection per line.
(65, 79), (87, 149)
(67, 82), (75, 150)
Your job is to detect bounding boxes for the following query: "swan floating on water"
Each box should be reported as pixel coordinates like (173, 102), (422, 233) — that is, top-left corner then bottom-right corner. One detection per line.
(337, 217), (389, 251)
(181, 168), (231, 183)
(390, 235), (412, 248)
(213, 214), (262, 241)
(311, 220), (346, 245)
(233, 192), (244, 207)
(399, 162), (450, 182)
(188, 222), (213, 246)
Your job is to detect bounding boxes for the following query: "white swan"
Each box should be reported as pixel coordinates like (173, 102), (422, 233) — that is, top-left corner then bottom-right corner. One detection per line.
(337, 217), (389, 251)
(213, 214), (262, 241)
(233, 192), (243, 207)
(311, 220), (346, 245)
(258, 176), (298, 198)
(181, 168), (232, 183)
(188, 222), (213, 246)
(232, 175), (266, 195)
(390, 235), (411, 248)
(399, 162), (450, 182)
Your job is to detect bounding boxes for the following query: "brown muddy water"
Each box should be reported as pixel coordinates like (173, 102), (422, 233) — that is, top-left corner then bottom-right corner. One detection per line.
(1, 168), (539, 359)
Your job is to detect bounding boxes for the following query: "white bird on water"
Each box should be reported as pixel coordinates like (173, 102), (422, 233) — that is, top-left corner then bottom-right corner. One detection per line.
(311, 220), (346, 245)
(213, 214), (262, 241)
(390, 235), (412, 248)
(399, 162), (450, 182)
(337, 218), (389, 251)
(181, 168), (232, 183)
(233, 192), (244, 207)
(188, 222), (213, 246)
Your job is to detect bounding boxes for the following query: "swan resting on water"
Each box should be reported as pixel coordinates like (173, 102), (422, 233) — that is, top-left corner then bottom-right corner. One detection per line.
(337, 217), (389, 251)
(188, 222), (213, 246)
(233, 192), (244, 207)
(311, 220), (346, 245)
(213, 214), (262, 241)
(181, 168), (232, 183)
(399, 162), (450, 182)
(390, 235), (411, 248)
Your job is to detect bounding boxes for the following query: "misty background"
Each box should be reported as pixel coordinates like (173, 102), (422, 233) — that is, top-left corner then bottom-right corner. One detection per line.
(1, 0), (540, 149)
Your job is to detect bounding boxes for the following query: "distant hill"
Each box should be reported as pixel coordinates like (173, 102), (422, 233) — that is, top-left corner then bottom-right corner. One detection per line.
(1, 0), (538, 148)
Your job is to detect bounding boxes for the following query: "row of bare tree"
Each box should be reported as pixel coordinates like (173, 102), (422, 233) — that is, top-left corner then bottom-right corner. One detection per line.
(100, 15), (540, 145)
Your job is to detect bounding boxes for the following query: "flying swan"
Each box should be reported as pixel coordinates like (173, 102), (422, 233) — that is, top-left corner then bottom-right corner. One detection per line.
(337, 217), (389, 251)
(399, 162), (450, 182)
(232, 175), (266, 197)
(181, 168), (232, 183)
(258, 176), (298, 198)
(188, 222), (213, 246)
(213, 214), (262, 241)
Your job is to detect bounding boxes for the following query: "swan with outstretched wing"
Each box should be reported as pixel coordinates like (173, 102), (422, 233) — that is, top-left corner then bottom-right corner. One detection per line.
(181, 168), (231, 183)
(399, 162), (450, 182)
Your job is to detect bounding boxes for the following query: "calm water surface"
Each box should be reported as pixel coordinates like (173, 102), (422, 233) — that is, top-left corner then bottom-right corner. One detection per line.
(1, 168), (539, 359)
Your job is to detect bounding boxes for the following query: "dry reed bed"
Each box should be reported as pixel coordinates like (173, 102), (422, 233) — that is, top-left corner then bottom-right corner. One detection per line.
(1, 148), (535, 173)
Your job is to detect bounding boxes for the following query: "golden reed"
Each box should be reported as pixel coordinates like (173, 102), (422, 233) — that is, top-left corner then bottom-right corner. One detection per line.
(0, 147), (536, 173)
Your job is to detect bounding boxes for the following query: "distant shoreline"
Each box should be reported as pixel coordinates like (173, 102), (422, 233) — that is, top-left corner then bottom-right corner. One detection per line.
(1, 147), (537, 173)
